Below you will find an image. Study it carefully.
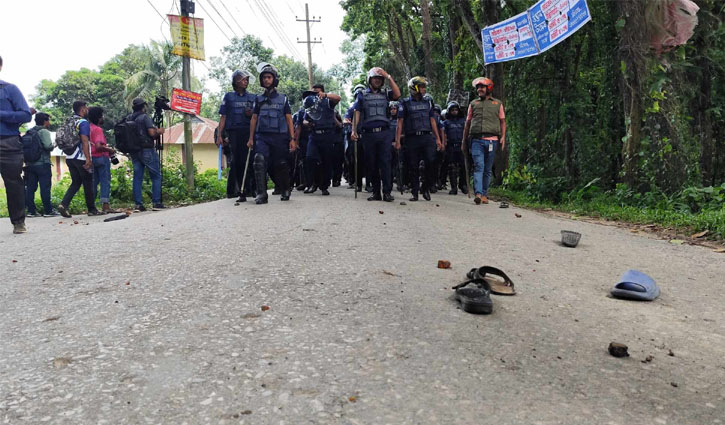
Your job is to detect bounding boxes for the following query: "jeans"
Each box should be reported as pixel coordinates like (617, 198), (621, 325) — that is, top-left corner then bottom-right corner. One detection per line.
(25, 163), (53, 214)
(92, 156), (111, 203)
(131, 148), (162, 205)
(362, 130), (393, 195)
(0, 135), (25, 224)
(61, 159), (96, 211)
(471, 138), (497, 196)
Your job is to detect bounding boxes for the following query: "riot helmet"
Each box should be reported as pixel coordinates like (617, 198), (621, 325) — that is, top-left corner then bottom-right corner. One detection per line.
(367, 67), (386, 87)
(231, 70), (253, 89)
(408, 76), (427, 94)
(257, 62), (279, 88)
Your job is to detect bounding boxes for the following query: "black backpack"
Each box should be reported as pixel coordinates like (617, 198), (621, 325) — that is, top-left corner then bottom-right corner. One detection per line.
(114, 114), (144, 154)
(21, 127), (44, 163)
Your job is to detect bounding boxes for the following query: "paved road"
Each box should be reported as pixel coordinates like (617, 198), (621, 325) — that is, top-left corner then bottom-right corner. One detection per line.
(1, 186), (724, 424)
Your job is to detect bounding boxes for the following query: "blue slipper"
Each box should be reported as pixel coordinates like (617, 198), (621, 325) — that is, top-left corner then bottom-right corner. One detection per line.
(611, 270), (660, 301)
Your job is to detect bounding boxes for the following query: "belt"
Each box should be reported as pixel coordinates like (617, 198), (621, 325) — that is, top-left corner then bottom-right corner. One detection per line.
(406, 131), (432, 136)
(362, 126), (388, 133)
(313, 129), (333, 134)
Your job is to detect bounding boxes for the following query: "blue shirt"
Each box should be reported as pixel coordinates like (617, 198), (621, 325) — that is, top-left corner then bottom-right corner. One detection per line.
(0, 80), (32, 136)
(351, 88), (395, 130)
(68, 116), (91, 160)
(219, 90), (256, 130)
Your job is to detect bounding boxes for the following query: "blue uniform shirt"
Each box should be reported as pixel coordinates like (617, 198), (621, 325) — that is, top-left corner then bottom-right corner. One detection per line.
(351, 88), (395, 130)
(219, 90), (256, 130)
(0, 80), (32, 136)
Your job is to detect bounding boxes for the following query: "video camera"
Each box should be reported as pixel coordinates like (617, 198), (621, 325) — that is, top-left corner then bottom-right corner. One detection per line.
(154, 96), (171, 113)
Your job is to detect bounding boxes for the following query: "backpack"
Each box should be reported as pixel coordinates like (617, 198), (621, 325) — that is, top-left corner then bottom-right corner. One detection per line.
(55, 116), (81, 155)
(21, 127), (44, 163)
(113, 114), (144, 154)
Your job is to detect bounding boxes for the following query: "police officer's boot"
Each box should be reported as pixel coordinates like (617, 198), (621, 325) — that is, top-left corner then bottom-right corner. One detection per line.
(275, 160), (291, 201)
(303, 158), (318, 193)
(449, 163), (458, 195)
(253, 154), (268, 205)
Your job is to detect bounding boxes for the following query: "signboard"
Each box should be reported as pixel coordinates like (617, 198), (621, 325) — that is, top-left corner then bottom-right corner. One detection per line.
(168, 15), (205, 60)
(482, 11), (539, 64)
(529, 0), (592, 53)
(171, 88), (202, 115)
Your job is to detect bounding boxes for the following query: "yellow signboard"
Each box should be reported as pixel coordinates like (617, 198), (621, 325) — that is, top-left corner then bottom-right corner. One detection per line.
(168, 15), (205, 60)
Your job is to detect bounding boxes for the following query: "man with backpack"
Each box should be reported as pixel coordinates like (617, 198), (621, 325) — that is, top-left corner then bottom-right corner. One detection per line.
(0, 55), (33, 233)
(127, 97), (165, 211)
(23, 112), (58, 217)
(56, 100), (101, 217)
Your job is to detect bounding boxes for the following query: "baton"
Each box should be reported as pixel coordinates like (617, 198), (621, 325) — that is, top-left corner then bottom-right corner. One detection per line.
(354, 137), (358, 199)
(397, 145), (404, 195)
(240, 147), (252, 197)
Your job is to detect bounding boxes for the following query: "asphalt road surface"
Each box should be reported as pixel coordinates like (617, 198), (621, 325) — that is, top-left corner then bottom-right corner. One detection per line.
(1, 186), (724, 424)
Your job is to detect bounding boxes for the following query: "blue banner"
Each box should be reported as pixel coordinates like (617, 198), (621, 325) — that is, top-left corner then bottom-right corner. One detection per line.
(529, 0), (592, 53)
(482, 11), (539, 64)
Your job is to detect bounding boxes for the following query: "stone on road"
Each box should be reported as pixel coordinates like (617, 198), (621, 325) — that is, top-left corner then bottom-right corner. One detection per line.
(1, 188), (724, 424)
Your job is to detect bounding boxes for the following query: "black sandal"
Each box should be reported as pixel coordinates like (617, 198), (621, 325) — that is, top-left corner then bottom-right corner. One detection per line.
(452, 279), (493, 314)
(467, 266), (516, 296)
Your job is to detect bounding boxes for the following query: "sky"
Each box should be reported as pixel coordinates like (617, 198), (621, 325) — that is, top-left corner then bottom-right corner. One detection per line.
(0, 0), (348, 101)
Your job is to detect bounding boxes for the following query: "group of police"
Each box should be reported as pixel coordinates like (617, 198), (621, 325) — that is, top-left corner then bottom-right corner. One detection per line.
(217, 64), (505, 206)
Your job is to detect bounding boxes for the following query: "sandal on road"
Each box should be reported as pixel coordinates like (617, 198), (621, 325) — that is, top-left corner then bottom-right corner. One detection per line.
(466, 266), (517, 296)
(611, 269), (659, 301)
(452, 279), (493, 314)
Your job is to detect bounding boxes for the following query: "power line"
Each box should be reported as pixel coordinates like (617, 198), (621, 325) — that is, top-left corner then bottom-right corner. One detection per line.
(252, 0), (305, 61)
(241, 0), (283, 52)
(195, 0), (233, 43)
(218, 0), (247, 36)
(145, 0), (171, 42)
(204, 0), (240, 38)
(261, 0), (305, 59)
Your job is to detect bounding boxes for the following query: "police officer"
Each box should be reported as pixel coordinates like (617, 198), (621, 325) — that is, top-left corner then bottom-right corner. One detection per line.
(441, 101), (468, 195)
(217, 70), (256, 202)
(292, 91), (313, 191)
(388, 101), (404, 193)
(395, 77), (442, 201)
(247, 63), (297, 204)
(331, 110), (345, 187)
(351, 67), (401, 202)
(344, 84), (365, 190)
(431, 103), (446, 193)
(301, 84), (341, 196)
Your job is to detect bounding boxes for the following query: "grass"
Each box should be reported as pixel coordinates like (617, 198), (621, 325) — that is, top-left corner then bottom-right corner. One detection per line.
(490, 188), (725, 240)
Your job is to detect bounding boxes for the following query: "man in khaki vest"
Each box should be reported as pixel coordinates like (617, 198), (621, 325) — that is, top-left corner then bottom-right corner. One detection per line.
(461, 77), (506, 205)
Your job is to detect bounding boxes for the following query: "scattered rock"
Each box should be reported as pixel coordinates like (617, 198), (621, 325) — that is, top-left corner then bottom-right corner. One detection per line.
(73, 220), (79, 224)
(608, 342), (629, 358)
(12, 259), (17, 263)
(234, 203), (240, 206)
(379, 210), (384, 214)
(382, 270), (401, 277)
(515, 213), (522, 218)
(400, 202), (407, 205)
(435, 204), (440, 207)
(261, 305), (270, 312)
(243, 313), (262, 319)
(670, 382), (679, 388)
(668, 349), (675, 357)
(437, 260), (451, 269)
(302, 228), (315, 231)
(125, 281), (130, 286)
(348, 396), (357, 403)
(53, 357), (72, 369)
(43, 316), (60, 322)
(642, 355), (654, 363)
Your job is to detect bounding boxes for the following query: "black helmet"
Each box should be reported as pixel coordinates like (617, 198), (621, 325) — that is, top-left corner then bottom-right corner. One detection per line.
(446, 101), (460, 110)
(257, 62), (279, 88)
(352, 84), (366, 96)
(231, 70), (253, 88)
(433, 104), (442, 113)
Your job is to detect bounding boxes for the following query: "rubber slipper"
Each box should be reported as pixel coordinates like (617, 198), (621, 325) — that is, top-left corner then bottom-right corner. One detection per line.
(499, 201), (509, 208)
(471, 266), (516, 296)
(452, 279), (492, 314)
(611, 270), (659, 301)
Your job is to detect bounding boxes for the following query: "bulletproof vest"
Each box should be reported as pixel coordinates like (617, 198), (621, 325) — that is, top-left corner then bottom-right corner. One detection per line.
(469, 98), (502, 136)
(311, 98), (335, 130)
(362, 91), (388, 124)
(225, 91), (255, 129)
(256, 93), (288, 134)
(403, 97), (432, 134)
(445, 118), (465, 146)
(389, 117), (398, 133)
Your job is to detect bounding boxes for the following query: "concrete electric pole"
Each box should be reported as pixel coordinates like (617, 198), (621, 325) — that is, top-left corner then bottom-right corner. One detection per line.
(181, 0), (195, 189)
(296, 3), (321, 89)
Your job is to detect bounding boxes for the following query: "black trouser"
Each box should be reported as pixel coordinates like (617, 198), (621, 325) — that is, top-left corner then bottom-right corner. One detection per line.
(61, 159), (96, 211)
(406, 134), (436, 195)
(399, 139), (409, 187)
(227, 128), (254, 196)
(0, 135), (25, 225)
(332, 140), (345, 184)
(345, 134), (365, 188)
(437, 150), (448, 186)
(25, 163), (53, 214)
(362, 129), (393, 195)
(306, 132), (335, 190)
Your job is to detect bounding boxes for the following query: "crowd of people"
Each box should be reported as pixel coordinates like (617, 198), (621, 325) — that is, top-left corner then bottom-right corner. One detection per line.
(0, 55), (168, 234)
(2, 53), (506, 234)
(217, 64), (506, 207)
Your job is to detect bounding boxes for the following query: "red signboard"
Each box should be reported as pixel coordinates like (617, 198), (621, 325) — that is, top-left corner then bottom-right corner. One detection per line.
(170, 88), (202, 115)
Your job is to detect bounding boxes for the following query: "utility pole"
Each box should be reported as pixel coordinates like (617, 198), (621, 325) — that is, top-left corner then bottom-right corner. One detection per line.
(181, 0), (195, 188)
(296, 3), (321, 89)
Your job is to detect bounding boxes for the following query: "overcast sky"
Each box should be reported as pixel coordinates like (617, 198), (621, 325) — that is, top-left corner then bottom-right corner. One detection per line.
(0, 0), (348, 102)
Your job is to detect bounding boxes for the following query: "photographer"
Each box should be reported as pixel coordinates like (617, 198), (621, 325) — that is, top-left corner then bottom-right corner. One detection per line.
(128, 97), (165, 211)
(88, 106), (116, 213)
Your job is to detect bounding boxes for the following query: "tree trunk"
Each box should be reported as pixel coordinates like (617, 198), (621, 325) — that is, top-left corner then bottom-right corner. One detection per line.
(449, 8), (463, 90)
(454, 0), (483, 52)
(419, 0), (436, 87)
(615, 0), (647, 188)
(692, 11), (714, 186)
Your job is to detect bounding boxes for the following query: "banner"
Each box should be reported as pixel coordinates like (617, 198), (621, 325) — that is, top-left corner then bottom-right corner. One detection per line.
(529, 0), (592, 53)
(168, 15), (205, 60)
(482, 11), (539, 64)
(481, 0), (591, 64)
(171, 88), (202, 115)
